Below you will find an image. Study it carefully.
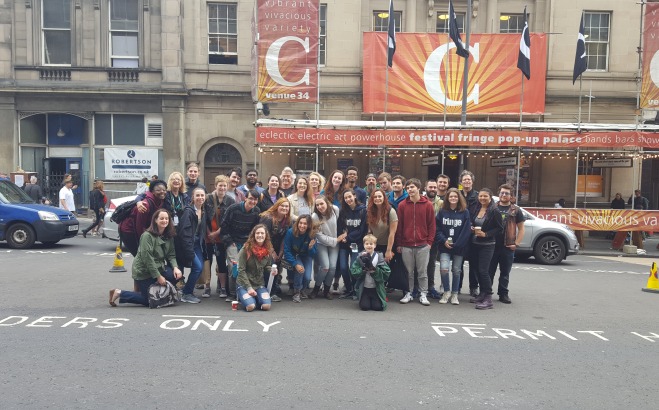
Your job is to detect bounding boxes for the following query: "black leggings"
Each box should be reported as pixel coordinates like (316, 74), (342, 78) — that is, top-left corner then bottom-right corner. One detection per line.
(359, 287), (383, 311)
(85, 209), (103, 233)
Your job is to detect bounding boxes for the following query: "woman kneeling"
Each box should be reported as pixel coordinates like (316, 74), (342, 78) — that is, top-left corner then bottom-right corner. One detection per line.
(236, 225), (276, 311)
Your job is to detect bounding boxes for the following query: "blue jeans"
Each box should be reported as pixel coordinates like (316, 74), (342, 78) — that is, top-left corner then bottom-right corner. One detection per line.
(119, 267), (178, 306)
(439, 252), (464, 294)
(182, 241), (204, 295)
(237, 286), (272, 310)
(336, 248), (359, 292)
(488, 245), (514, 296)
(315, 244), (339, 287)
(293, 254), (314, 291)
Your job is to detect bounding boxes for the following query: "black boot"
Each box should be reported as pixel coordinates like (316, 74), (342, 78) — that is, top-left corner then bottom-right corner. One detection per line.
(81, 228), (88, 238)
(309, 285), (320, 299)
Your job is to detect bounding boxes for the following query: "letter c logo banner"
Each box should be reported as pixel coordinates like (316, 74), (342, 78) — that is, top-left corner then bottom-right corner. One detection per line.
(265, 36), (310, 87)
(423, 43), (480, 106)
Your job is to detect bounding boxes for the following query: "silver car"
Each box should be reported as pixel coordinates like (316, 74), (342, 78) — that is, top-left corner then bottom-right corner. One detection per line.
(102, 195), (137, 241)
(514, 207), (580, 265)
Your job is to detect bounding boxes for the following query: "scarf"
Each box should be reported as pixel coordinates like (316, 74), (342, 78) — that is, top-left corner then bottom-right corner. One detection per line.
(251, 244), (269, 261)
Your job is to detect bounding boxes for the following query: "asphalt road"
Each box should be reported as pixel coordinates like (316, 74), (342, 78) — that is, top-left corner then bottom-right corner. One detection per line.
(1, 236), (658, 409)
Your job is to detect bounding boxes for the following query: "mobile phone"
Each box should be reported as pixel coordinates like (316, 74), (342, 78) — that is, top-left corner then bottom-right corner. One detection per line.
(350, 243), (358, 252)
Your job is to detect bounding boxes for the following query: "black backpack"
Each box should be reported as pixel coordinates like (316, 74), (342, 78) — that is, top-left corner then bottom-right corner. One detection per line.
(110, 199), (140, 224)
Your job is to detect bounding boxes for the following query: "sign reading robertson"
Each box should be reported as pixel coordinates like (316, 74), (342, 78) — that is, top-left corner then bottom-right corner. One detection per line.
(104, 148), (158, 180)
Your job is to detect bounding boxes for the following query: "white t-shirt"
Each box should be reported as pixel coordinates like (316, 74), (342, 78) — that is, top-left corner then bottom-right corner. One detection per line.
(59, 186), (75, 212)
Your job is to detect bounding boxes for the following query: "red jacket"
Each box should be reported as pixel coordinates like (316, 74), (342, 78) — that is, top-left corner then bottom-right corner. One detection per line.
(395, 195), (436, 247)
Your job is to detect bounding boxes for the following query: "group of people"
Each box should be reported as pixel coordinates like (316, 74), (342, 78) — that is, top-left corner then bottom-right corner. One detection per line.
(107, 164), (526, 312)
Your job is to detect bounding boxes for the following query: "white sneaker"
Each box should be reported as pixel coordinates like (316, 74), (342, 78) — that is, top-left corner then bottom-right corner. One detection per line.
(439, 292), (451, 304)
(419, 292), (430, 306)
(450, 293), (459, 305)
(400, 292), (413, 304)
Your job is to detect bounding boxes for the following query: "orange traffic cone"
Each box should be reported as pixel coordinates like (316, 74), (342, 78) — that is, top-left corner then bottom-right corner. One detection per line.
(109, 244), (127, 273)
(642, 262), (659, 293)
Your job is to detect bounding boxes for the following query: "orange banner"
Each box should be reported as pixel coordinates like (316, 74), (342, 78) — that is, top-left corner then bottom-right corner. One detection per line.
(256, 0), (319, 103)
(641, 2), (659, 108)
(526, 208), (659, 231)
(256, 127), (659, 148)
(363, 33), (547, 115)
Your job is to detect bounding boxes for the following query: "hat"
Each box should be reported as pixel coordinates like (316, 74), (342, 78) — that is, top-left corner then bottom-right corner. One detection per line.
(366, 173), (377, 179)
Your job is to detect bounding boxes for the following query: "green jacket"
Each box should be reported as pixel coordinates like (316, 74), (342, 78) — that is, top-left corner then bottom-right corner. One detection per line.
(131, 231), (178, 281)
(237, 247), (274, 291)
(350, 252), (391, 311)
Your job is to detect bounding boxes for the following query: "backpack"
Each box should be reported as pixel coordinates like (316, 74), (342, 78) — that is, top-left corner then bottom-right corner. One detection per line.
(148, 281), (180, 309)
(110, 199), (139, 224)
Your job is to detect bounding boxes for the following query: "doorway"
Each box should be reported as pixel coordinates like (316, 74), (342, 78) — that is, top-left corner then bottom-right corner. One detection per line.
(203, 143), (243, 187)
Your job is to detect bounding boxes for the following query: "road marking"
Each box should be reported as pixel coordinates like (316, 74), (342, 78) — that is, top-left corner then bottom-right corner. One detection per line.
(161, 314), (221, 318)
(431, 322), (486, 326)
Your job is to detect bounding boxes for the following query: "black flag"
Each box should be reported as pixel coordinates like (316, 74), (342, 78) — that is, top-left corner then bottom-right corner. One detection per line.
(572, 13), (587, 84)
(517, 7), (531, 80)
(387, 0), (396, 67)
(449, 0), (469, 58)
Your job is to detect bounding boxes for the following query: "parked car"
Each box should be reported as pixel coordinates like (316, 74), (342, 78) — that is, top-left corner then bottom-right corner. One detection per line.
(0, 179), (78, 248)
(103, 195), (137, 241)
(514, 207), (579, 265)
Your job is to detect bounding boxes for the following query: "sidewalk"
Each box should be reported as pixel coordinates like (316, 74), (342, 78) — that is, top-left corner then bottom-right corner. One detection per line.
(575, 233), (659, 258)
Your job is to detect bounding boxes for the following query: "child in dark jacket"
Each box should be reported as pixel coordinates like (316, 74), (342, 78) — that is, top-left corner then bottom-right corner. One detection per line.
(350, 235), (391, 311)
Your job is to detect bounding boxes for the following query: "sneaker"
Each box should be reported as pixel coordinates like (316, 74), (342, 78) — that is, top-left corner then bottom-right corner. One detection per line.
(225, 295), (234, 303)
(411, 288), (420, 299)
(218, 288), (228, 298)
(339, 291), (355, 299)
(419, 293), (430, 306)
(331, 283), (340, 294)
(271, 294), (282, 302)
(439, 291), (451, 304)
(450, 293), (460, 305)
(202, 287), (211, 298)
(300, 290), (309, 299)
(400, 292), (413, 304)
(499, 294), (512, 304)
(181, 294), (201, 304)
(428, 288), (442, 299)
(292, 293), (301, 303)
(195, 284), (205, 290)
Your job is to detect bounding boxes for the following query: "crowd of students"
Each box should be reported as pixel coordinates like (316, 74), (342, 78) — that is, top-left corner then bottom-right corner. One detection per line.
(108, 163), (526, 312)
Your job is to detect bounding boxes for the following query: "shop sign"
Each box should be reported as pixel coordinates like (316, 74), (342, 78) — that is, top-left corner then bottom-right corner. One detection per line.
(491, 156), (517, 167)
(421, 156), (439, 166)
(525, 208), (659, 231)
(104, 148), (158, 180)
(592, 158), (633, 168)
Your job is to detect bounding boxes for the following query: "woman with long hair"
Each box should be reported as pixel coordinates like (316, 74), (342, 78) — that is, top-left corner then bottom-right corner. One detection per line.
(287, 176), (314, 222)
(322, 170), (346, 207)
(109, 209), (183, 307)
(174, 187), (208, 303)
(259, 197), (292, 301)
(311, 195), (345, 299)
(82, 180), (107, 238)
(334, 189), (368, 299)
(236, 224), (277, 311)
(435, 188), (472, 305)
(468, 188), (503, 310)
(366, 188), (397, 263)
(258, 174), (285, 212)
(205, 175), (236, 298)
(309, 171), (326, 199)
(283, 214), (317, 303)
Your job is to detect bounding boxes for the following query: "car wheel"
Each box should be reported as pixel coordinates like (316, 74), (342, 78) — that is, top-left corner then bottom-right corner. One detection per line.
(6, 223), (36, 249)
(533, 235), (566, 265)
(41, 241), (60, 246)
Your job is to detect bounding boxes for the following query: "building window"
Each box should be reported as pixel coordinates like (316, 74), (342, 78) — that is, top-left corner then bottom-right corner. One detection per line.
(584, 12), (610, 71)
(499, 14), (525, 33)
(373, 10), (401, 32)
(109, 0), (139, 68)
(294, 150), (316, 171)
(436, 12), (465, 34)
(208, 3), (238, 65)
(42, 0), (71, 65)
(95, 114), (145, 146)
(319, 4), (327, 66)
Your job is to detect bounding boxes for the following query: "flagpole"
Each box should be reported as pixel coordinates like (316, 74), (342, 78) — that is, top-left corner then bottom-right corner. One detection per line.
(519, 74), (524, 129)
(443, 4), (450, 129)
(384, 67), (389, 130)
(460, 0), (472, 126)
(578, 75), (583, 132)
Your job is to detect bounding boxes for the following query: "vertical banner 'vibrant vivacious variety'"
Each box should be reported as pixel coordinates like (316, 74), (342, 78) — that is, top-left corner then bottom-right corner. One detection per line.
(641, 2), (659, 108)
(363, 33), (547, 115)
(256, 0), (319, 103)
